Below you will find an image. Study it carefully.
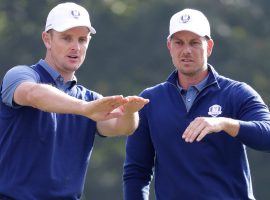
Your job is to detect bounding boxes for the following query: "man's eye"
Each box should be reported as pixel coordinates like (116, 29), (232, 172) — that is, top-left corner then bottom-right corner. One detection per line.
(79, 38), (87, 43)
(175, 41), (182, 45)
(63, 37), (71, 42)
(191, 41), (201, 45)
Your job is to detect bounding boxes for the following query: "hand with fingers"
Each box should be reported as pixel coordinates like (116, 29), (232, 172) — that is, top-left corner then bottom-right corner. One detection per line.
(182, 117), (240, 143)
(94, 96), (149, 136)
(182, 117), (225, 143)
(82, 95), (129, 121)
(120, 96), (150, 115)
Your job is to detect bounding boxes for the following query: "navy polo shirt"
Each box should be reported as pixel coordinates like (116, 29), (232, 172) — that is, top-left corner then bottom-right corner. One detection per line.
(0, 61), (101, 199)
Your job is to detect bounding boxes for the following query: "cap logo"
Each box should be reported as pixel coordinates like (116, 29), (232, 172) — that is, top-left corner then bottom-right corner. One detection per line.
(180, 14), (190, 23)
(71, 10), (81, 19)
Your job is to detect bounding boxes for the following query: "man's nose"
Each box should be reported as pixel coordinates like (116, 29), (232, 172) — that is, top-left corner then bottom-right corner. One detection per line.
(182, 44), (192, 54)
(71, 41), (80, 51)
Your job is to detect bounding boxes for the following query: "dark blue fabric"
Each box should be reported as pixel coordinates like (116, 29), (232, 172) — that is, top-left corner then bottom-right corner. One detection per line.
(0, 194), (14, 200)
(0, 63), (100, 199)
(123, 65), (270, 200)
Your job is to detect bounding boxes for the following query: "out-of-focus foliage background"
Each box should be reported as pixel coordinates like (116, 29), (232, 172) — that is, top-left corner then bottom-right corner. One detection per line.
(0, 0), (270, 199)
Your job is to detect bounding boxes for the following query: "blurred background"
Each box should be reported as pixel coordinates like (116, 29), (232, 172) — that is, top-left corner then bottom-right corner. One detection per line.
(0, 0), (270, 199)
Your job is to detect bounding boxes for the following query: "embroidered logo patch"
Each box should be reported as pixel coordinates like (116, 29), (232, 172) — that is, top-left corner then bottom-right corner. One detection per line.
(180, 14), (191, 23)
(208, 104), (222, 117)
(71, 10), (81, 19)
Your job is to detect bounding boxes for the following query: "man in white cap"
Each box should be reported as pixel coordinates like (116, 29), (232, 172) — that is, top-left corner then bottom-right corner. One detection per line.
(123, 8), (270, 199)
(0, 2), (149, 199)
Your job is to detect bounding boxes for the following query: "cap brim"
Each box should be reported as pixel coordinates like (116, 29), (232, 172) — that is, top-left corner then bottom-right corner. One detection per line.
(48, 23), (96, 34)
(167, 28), (209, 40)
(89, 26), (96, 34)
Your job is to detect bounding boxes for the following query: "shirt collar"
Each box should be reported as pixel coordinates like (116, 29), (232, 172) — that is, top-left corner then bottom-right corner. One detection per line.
(167, 64), (220, 90)
(176, 74), (209, 92)
(38, 59), (77, 87)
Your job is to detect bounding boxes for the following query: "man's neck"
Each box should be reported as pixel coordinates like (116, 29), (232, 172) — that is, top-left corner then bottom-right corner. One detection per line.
(178, 70), (208, 90)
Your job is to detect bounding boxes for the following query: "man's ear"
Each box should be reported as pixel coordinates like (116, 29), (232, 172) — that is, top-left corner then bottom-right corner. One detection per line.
(42, 31), (52, 49)
(207, 39), (214, 57)
(167, 39), (171, 51)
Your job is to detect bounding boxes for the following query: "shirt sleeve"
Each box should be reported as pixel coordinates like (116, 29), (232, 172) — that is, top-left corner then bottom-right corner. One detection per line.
(123, 91), (155, 200)
(234, 82), (270, 151)
(1, 65), (39, 107)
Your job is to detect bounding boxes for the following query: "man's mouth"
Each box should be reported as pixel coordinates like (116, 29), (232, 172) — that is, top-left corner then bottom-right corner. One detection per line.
(181, 58), (193, 62)
(68, 55), (79, 59)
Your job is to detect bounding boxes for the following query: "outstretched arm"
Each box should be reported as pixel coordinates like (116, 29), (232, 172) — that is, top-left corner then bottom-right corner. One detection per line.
(14, 82), (149, 136)
(14, 81), (129, 121)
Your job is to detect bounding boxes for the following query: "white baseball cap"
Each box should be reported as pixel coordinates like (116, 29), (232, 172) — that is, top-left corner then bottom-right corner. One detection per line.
(45, 2), (96, 34)
(167, 8), (210, 39)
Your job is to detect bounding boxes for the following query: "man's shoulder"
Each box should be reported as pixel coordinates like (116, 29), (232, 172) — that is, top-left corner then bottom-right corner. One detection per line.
(139, 81), (170, 98)
(3, 64), (39, 83)
(217, 74), (257, 98)
(217, 74), (246, 88)
(6, 65), (35, 74)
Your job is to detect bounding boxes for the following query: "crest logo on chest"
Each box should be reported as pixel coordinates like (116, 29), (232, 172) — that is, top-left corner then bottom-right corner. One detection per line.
(208, 104), (222, 117)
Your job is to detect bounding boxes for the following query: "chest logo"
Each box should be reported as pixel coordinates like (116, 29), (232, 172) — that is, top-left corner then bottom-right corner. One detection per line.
(208, 104), (222, 117)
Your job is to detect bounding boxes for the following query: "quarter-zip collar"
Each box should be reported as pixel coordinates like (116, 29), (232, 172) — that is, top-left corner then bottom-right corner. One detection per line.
(166, 64), (220, 90)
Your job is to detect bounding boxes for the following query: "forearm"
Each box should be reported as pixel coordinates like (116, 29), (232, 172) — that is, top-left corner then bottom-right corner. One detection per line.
(116, 112), (139, 134)
(236, 120), (270, 151)
(14, 82), (86, 115)
(97, 112), (139, 136)
(124, 179), (150, 200)
(220, 117), (240, 137)
(220, 117), (270, 151)
(123, 127), (154, 200)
